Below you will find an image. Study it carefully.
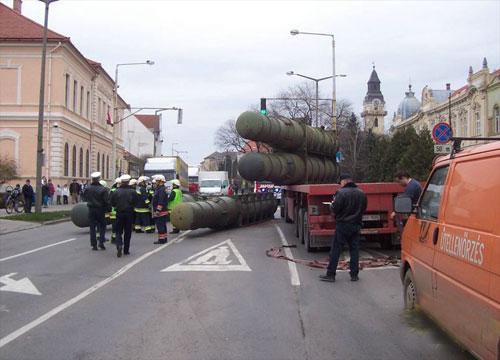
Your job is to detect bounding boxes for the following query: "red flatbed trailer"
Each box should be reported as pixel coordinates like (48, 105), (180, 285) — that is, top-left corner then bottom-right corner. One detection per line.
(282, 182), (405, 251)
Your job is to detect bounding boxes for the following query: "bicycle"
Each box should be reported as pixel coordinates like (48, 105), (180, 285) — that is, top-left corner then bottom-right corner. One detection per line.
(5, 186), (25, 214)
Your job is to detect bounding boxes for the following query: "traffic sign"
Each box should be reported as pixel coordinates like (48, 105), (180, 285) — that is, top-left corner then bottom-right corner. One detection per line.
(434, 144), (452, 154)
(432, 122), (452, 144)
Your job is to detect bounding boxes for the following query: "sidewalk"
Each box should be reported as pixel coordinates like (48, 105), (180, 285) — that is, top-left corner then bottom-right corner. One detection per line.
(1, 203), (74, 217)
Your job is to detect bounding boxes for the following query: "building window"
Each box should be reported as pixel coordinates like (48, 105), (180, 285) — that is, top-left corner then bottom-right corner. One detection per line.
(106, 155), (109, 179)
(98, 98), (102, 124)
(475, 111), (481, 136)
(85, 149), (89, 177)
(64, 74), (70, 108)
(494, 106), (499, 133)
(79, 147), (83, 177)
(97, 152), (100, 172)
(79, 86), (84, 115)
(72, 145), (77, 177)
(374, 118), (378, 127)
(102, 153), (105, 175)
(86, 91), (90, 119)
(73, 80), (78, 111)
(64, 143), (69, 176)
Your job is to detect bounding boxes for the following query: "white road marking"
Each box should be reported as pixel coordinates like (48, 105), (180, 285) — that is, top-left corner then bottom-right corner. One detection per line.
(0, 230), (191, 349)
(0, 238), (77, 263)
(275, 225), (300, 286)
(162, 239), (251, 272)
(0, 273), (42, 296)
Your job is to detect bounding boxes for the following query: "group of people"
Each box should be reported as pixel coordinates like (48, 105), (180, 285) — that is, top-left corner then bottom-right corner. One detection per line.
(320, 171), (421, 283)
(84, 172), (183, 258)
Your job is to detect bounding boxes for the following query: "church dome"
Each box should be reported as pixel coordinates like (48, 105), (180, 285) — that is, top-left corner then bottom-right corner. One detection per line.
(397, 85), (421, 120)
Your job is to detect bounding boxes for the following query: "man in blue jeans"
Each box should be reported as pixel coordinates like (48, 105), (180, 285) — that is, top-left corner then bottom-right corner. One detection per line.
(320, 174), (367, 283)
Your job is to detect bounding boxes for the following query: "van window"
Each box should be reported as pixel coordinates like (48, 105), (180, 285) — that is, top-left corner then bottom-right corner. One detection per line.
(444, 157), (500, 233)
(418, 166), (449, 221)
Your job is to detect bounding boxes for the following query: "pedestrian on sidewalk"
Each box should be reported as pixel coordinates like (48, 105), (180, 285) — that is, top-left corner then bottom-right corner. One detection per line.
(320, 174), (367, 283)
(85, 172), (110, 251)
(22, 179), (34, 213)
(69, 179), (81, 204)
(62, 184), (69, 204)
(152, 175), (169, 244)
(56, 184), (62, 205)
(41, 177), (49, 208)
(48, 179), (55, 205)
(110, 174), (138, 257)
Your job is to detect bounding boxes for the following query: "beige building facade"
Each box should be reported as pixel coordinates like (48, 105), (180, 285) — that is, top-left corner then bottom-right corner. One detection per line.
(393, 58), (500, 142)
(0, 3), (130, 186)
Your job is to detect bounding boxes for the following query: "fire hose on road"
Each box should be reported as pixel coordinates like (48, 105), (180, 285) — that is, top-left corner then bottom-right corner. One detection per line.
(265, 246), (400, 271)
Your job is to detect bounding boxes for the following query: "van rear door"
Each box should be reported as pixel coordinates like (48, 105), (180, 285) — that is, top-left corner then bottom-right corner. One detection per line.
(408, 166), (449, 310)
(433, 156), (500, 359)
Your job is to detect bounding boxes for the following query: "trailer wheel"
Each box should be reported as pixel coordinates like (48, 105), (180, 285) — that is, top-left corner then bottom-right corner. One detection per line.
(303, 212), (314, 252)
(403, 270), (417, 310)
(380, 236), (393, 250)
(294, 207), (300, 238)
(284, 197), (292, 223)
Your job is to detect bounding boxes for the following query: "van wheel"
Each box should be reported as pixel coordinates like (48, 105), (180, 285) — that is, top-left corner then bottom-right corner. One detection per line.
(403, 270), (417, 310)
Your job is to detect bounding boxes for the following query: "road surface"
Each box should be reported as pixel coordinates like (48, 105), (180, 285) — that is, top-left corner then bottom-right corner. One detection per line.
(0, 218), (472, 360)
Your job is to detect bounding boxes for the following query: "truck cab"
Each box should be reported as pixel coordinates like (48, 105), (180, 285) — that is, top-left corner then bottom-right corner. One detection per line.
(198, 171), (229, 196)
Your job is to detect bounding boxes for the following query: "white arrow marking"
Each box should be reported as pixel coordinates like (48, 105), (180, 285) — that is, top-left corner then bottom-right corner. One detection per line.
(0, 273), (42, 296)
(162, 239), (251, 272)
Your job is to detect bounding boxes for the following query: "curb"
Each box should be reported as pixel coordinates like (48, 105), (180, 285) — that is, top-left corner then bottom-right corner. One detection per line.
(42, 218), (71, 225)
(0, 223), (42, 236)
(0, 217), (71, 235)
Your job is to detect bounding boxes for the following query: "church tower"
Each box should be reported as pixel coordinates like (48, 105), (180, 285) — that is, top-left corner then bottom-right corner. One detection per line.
(361, 65), (387, 134)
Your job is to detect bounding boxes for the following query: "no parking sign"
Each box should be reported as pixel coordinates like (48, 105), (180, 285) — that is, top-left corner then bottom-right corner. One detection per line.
(432, 122), (452, 144)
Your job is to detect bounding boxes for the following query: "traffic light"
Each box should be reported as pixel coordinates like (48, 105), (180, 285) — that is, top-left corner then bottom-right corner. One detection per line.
(260, 98), (267, 115)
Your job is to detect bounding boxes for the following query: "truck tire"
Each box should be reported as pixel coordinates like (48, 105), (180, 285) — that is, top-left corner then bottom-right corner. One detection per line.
(294, 206), (300, 238)
(380, 236), (393, 250)
(284, 197), (292, 223)
(304, 212), (314, 252)
(403, 270), (417, 310)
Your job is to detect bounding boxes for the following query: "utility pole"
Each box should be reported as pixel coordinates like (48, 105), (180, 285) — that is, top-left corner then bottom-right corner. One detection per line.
(35, 0), (57, 214)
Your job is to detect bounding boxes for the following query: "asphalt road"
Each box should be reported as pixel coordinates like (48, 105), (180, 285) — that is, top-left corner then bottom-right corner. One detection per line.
(0, 218), (473, 360)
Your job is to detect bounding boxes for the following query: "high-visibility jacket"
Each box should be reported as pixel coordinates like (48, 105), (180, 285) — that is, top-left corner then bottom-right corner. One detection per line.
(152, 185), (169, 217)
(168, 188), (183, 211)
(134, 186), (150, 213)
(109, 187), (117, 220)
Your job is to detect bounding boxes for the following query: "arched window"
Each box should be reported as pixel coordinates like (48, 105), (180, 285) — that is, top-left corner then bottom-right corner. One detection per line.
(374, 118), (378, 127)
(102, 153), (105, 175)
(106, 155), (109, 179)
(495, 106), (500, 133)
(72, 145), (77, 177)
(85, 150), (90, 177)
(79, 147), (83, 177)
(64, 143), (69, 176)
(475, 111), (481, 136)
(97, 152), (100, 172)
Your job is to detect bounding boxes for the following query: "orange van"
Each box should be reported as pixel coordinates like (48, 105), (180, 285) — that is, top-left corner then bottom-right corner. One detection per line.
(395, 140), (500, 360)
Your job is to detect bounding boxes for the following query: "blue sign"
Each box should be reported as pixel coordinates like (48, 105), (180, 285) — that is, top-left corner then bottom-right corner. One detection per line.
(432, 122), (452, 145)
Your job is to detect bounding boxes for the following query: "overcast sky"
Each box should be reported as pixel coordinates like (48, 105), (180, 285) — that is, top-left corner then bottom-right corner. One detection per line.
(8, 0), (500, 165)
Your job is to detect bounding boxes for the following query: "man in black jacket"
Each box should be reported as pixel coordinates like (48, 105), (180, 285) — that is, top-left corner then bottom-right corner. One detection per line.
(85, 172), (110, 251)
(110, 174), (138, 257)
(22, 179), (34, 213)
(320, 174), (367, 283)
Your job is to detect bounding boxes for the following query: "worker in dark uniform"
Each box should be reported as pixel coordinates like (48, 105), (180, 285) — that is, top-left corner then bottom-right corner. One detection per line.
(168, 179), (183, 234)
(134, 176), (155, 233)
(147, 177), (156, 233)
(110, 174), (138, 257)
(85, 172), (110, 251)
(320, 174), (367, 283)
(391, 171), (423, 220)
(108, 177), (121, 244)
(152, 175), (169, 244)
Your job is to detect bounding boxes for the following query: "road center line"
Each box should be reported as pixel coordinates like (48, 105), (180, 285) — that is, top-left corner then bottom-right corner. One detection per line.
(0, 230), (191, 349)
(0, 238), (77, 263)
(275, 224), (300, 286)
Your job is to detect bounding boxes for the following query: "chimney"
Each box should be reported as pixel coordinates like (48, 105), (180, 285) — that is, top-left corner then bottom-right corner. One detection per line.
(13, 0), (22, 14)
(446, 83), (451, 91)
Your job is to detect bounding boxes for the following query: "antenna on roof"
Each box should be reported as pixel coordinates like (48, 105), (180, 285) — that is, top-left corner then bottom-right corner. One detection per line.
(372, 62), (375, 70)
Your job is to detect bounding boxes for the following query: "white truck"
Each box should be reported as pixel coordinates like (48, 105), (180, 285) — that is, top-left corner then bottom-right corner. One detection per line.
(198, 171), (229, 196)
(143, 156), (188, 192)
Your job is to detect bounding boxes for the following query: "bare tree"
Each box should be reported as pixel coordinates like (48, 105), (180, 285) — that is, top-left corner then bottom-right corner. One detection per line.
(0, 156), (18, 184)
(214, 119), (270, 153)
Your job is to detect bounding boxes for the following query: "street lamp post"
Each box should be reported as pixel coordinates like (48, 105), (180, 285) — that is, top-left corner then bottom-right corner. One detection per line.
(111, 61), (154, 180)
(290, 30), (337, 133)
(34, 0), (58, 214)
(286, 71), (346, 127)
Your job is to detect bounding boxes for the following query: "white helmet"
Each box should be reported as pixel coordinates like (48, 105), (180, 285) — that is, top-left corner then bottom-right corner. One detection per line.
(120, 174), (131, 183)
(155, 175), (166, 183)
(91, 171), (101, 179)
(99, 180), (107, 187)
(129, 179), (137, 186)
(137, 176), (146, 183)
(171, 179), (181, 187)
(114, 177), (122, 185)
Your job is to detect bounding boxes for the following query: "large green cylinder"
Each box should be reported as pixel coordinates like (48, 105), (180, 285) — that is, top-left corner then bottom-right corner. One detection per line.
(71, 203), (90, 228)
(236, 111), (336, 157)
(237, 152), (337, 185)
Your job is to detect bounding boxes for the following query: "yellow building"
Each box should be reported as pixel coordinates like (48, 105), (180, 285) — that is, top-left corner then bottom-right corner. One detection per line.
(393, 58), (500, 142)
(0, 2), (129, 185)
